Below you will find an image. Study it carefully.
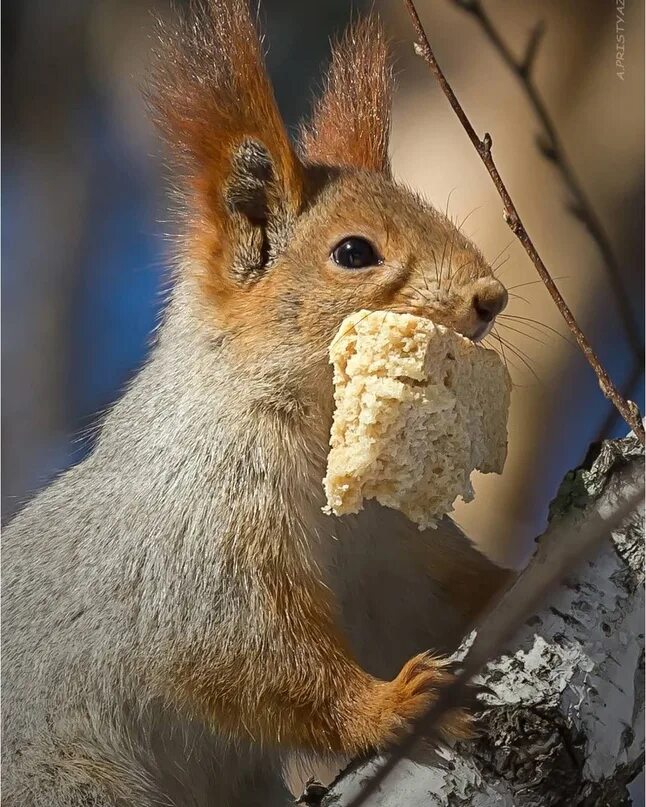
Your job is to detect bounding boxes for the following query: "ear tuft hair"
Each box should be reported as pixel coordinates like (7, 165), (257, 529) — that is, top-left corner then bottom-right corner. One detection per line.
(300, 15), (394, 174)
(148, 0), (303, 221)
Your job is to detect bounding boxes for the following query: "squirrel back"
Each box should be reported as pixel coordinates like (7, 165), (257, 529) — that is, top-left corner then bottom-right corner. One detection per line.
(3, 2), (512, 805)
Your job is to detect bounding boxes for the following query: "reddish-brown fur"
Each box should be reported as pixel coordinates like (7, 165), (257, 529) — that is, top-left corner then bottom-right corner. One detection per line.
(300, 17), (393, 174)
(149, 0), (304, 207)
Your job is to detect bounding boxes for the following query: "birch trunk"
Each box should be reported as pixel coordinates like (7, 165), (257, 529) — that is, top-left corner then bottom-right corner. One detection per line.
(316, 436), (644, 806)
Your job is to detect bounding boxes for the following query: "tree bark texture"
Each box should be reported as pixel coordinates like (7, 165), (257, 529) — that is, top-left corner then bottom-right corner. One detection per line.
(317, 436), (644, 806)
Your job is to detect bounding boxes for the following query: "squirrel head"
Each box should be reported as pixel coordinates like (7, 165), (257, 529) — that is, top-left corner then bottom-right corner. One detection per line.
(150, 1), (507, 390)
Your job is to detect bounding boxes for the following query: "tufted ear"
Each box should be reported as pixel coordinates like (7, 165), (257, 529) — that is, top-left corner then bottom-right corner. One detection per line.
(300, 16), (394, 174)
(149, 0), (305, 280)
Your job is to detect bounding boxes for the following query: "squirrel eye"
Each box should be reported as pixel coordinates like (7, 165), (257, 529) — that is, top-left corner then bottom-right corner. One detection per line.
(331, 237), (381, 269)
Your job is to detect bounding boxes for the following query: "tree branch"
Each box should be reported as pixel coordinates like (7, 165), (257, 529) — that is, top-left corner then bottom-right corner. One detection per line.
(449, 0), (644, 368)
(402, 0), (644, 445)
(306, 436), (644, 805)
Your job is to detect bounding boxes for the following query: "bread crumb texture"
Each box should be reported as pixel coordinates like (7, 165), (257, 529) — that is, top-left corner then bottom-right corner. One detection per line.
(323, 310), (511, 529)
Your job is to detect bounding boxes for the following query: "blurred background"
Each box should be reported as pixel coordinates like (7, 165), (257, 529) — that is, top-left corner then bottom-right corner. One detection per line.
(2, 0), (644, 798)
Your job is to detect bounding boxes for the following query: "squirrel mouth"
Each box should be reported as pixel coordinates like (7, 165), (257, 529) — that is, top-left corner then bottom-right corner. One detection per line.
(376, 306), (496, 344)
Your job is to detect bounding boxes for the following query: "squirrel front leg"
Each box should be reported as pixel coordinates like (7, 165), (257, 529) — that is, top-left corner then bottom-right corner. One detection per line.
(168, 570), (469, 755)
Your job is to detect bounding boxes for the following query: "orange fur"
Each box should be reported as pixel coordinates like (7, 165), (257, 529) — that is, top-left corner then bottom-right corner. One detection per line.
(300, 16), (394, 173)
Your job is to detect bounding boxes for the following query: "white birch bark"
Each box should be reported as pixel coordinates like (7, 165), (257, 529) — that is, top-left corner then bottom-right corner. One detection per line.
(314, 436), (644, 807)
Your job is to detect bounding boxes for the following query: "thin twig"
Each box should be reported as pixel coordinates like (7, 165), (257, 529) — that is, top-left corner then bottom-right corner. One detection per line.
(344, 469), (644, 807)
(597, 362), (645, 441)
(404, 0), (645, 445)
(449, 0), (644, 365)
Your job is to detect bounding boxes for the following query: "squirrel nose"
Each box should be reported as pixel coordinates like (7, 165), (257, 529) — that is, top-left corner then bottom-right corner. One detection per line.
(471, 278), (508, 323)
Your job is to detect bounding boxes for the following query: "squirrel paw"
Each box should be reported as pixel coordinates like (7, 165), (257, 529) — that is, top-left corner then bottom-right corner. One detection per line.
(371, 652), (475, 747)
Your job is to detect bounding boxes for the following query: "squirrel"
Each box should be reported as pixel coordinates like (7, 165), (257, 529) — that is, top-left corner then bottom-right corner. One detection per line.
(2, 2), (514, 805)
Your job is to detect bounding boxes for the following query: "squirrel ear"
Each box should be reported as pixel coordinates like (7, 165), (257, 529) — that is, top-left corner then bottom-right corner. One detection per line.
(300, 16), (394, 174)
(148, 0), (304, 277)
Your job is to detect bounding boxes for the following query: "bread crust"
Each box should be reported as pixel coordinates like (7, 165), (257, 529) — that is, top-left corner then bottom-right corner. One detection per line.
(324, 310), (511, 528)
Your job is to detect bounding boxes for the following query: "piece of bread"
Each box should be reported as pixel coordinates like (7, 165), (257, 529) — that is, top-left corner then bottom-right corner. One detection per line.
(323, 310), (511, 529)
